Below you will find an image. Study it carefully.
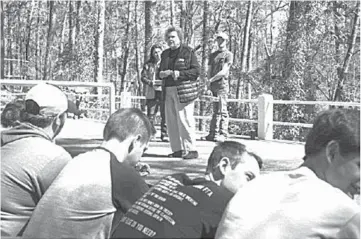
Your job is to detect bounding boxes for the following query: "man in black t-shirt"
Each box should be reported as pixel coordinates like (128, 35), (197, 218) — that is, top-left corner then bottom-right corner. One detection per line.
(111, 141), (263, 238)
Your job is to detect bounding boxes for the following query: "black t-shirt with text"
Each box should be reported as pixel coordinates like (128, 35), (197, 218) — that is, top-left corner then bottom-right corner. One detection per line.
(111, 173), (233, 239)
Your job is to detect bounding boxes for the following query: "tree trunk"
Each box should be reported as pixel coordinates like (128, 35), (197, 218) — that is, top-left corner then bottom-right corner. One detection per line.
(35, 1), (41, 80)
(236, 0), (253, 99)
(120, 1), (132, 92)
(0, 1), (4, 79)
(68, 1), (74, 56)
(180, 0), (186, 32)
(43, 1), (54, 81)
(333, 2), (360, 101)
(134, 0), (141, 96)
(170, 0), (175, 25)
(144, 1), (154, 62)
(94, 0), (105, 84)
(198, 0), (209, 131)
(25, 0), (35, 62)
(59, 13), (67, 54)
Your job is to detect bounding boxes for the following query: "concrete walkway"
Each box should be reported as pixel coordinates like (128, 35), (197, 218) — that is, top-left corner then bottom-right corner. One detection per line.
(57, 119), (305, 184)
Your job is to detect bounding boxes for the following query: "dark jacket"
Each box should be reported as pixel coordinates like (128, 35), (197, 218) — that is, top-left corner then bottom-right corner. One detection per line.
(160, 45), (200, 104)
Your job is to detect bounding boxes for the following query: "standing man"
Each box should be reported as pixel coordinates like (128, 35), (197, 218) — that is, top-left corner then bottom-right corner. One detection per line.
(141, 44), (169, 142)
(216, 109), (360, 239)
(203, 32), (233, 142)
(159, 27), (200, 160)
(1, 83), (71, 236)
(22, 108), (155, 239)
(111, 141), (263, 238)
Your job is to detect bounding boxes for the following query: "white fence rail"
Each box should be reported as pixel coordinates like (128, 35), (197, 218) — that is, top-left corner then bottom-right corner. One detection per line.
(1, 80), (360, 140)
(119, 92), (360, 140)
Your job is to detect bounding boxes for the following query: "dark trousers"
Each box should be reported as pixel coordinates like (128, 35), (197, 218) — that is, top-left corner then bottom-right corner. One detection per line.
(146, 91), (167, 137)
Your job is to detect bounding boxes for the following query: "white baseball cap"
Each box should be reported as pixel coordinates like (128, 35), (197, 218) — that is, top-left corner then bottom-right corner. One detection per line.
(25, 83), (68, 116)
(216, 32), (229, 40)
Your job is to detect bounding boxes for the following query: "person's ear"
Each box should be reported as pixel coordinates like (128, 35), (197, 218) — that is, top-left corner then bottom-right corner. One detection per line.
(128, 134), (142, 154)
(219, 157), (231, 177)
(325, 140), (340, 164)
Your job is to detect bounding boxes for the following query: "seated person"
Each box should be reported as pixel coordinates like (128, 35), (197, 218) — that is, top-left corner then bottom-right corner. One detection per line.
(22, 108), (155, 238)
(1, 84), (71, 236)
(111, 141), (263, 238)
(216, 108), (360, 239)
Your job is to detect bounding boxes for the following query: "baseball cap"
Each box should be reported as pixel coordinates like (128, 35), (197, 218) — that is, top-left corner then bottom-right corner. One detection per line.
(25, 83), (68, 116)
(216, 32), (229, 40)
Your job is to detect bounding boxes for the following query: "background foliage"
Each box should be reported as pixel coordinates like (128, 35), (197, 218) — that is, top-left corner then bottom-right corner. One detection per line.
(1, 0), (360, 141)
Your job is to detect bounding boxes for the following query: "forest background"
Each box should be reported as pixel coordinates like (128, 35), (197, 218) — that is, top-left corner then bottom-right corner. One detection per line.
(0, 0), (360, 141)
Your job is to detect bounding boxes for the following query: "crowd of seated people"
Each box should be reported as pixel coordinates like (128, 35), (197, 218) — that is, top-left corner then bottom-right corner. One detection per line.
(1, 83), (359, 238)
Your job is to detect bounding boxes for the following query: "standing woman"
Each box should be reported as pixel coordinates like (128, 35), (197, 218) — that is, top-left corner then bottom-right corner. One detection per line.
(141, 44), (169, 142)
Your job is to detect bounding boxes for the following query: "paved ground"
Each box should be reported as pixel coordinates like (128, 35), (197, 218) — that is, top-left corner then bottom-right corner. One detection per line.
(57, 119), (305, 185)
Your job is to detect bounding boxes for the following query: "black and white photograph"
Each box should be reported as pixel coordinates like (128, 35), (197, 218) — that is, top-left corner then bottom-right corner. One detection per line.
(0, 0), (360, 238)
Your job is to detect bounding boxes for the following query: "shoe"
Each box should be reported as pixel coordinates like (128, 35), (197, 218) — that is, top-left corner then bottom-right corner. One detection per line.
(201, 134), (215, 141)
(168, 150), (184, 158)
(182, 151), (199, 160)
(161, 135), (169, 142)
(214, 135), (226, 142)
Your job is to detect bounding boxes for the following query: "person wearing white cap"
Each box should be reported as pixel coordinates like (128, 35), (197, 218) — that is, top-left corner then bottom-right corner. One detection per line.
(1, 83), (71, 236)
(203, 32), (233, 143)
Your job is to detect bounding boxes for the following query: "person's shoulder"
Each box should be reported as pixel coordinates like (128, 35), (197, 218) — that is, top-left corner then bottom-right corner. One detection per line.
(161, 48), (171, 55)
(181, 45), (194, 54)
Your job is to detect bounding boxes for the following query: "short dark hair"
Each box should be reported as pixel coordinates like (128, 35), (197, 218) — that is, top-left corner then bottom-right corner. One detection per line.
(103, 108), (156, 144)
(1, 100), (24, 128)
(148, 44), (163, 63)
(164, 26), (183, 43)
(206, 141), (263, 173)
(21, 100), (55, 128)
(304, 108), (360, 160)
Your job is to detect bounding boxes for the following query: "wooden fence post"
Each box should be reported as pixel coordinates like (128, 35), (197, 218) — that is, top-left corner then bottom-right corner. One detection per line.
(258, 94), (273, 140)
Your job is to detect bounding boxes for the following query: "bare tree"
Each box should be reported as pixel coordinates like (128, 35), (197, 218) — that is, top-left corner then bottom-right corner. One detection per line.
(43, 1), (54, 81)
(0, 1), (4, 79)
(236, 0), (253, 99)
(170, 0), (175, 25)
(144, 1), (155, 62)
(94, 0), (105, 83)
(198, 0), (209, 131)
(333, 2), (360, 101)
(120, 1), (132, 92)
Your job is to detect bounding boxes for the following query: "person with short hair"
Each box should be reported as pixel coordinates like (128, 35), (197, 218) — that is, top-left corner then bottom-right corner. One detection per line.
(216, 108), (360, 239)
(159, 26), (201, 160)
(203, 32), (233, 143)
(141, 44), (169, 142)
(22, 108), (156, 239)
(111, 141), (263, 238)
(1, 83), (71, 236)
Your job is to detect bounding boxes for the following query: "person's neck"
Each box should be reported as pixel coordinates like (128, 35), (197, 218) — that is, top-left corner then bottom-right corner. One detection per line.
(37, 124), (55, 140)
(219, 45), (227, 52)
(170, 44), (181, 50)
(100, 138), (130, 163)
(301, 155), (327, 182)
(204, 173), (221, 186)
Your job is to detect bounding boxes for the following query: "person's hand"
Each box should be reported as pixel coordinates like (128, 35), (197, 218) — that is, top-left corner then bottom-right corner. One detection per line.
(172, 70), (180, 81)
(205, 89), (213, 96)
(135, 162), (151, 177)
(159, 70), (173, 78)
